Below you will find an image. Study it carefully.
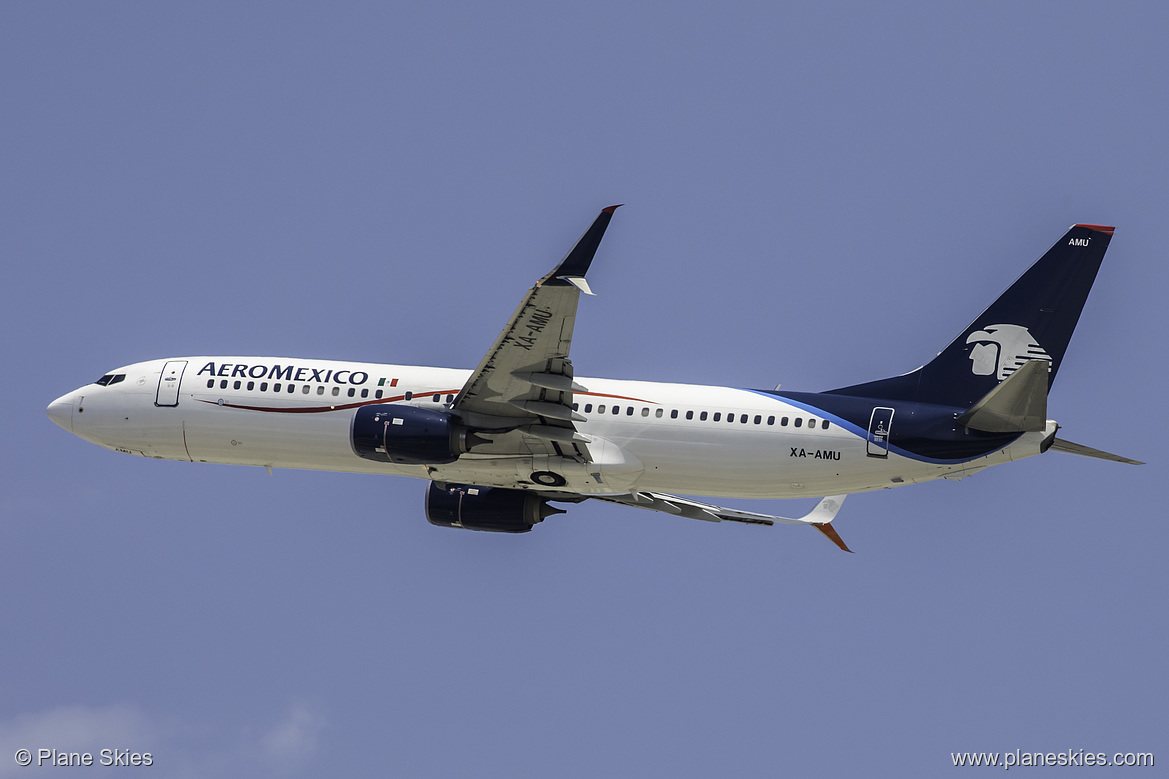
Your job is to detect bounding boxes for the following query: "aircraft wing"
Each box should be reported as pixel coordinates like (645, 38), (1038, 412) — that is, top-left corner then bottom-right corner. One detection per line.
(594, 491), (853, 551)
(450, 207), (621, 460)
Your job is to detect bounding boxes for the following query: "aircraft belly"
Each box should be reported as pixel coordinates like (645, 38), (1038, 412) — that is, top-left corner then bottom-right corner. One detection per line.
(615, 427), (945, 498)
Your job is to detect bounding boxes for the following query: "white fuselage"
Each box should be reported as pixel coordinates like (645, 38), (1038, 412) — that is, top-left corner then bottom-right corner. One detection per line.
(47, 356), (1053, 500)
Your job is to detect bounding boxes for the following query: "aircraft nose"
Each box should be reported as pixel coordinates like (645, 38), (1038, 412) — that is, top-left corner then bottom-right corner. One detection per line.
(47, 392), (74, 433)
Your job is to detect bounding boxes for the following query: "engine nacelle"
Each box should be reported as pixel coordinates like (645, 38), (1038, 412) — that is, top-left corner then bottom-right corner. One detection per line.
(425, 482), (566, 533)
(351, 404), (475, 465)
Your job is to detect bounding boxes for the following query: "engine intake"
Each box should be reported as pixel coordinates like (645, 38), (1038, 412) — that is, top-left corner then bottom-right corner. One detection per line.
(351, 404), (476, 465)
(425, 482), (566, 533)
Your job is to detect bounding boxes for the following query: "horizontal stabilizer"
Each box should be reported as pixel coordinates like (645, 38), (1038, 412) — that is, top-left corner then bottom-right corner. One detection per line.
(957, 358), (1048, 432)
(1049, 437), (1143, 465)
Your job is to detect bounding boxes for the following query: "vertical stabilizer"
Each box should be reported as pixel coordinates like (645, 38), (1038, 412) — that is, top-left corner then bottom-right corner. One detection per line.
(828, 224), (1113, 408)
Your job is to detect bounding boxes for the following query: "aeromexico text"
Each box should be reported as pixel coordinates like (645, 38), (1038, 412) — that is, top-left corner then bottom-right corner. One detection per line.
(196, 362), (371, 385)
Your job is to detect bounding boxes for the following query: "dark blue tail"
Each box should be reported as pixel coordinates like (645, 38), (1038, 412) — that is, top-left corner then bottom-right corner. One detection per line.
(827, 224), (1114, 409)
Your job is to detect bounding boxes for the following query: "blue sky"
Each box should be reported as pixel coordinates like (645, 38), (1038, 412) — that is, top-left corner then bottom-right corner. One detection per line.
(2, 3), (1165, 776)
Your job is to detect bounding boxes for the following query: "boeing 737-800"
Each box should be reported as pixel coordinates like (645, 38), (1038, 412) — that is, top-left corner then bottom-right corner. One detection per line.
(46, 208), (1140, 551)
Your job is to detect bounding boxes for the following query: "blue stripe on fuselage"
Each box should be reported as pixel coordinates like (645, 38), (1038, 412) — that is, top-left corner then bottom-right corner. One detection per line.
(741, 388), (1018, 465)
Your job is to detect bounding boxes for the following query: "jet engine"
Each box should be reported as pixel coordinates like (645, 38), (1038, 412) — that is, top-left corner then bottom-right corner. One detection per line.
(425, 482), (566, 533)
(351, 405), (480, 465)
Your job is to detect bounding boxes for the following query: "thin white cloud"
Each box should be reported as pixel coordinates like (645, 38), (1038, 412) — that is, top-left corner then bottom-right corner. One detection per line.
(0, 703), (326, 779)
(261, 702), (327, 764)
(0, 705), (153, 777)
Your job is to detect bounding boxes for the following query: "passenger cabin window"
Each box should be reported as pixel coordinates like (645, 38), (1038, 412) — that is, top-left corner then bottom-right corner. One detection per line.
(641, 408), (649, 417)
(700, 411), (708, 421)
(754, 415), (761, 424)
(713, 412), (721, 422)
(247, 381), (254, 391)
(612, 406), (619, 415)
(206, 379), (214, 389)
(433, 394), (441, 402)
(404, 391), (413, 400)
(233, 380), (241, 390)
(655, 409), (663, 418)
(220, 380), (228, 389)
(375, 390), (383, 399)
(361, 389), (369, 398)
(781, 417), (789, 426)
(348, 388), (355, 397)
(821, 420), (830, 429)
(302, 385), (310, 394)
(332, 387), (340, 396)
(794, 418), (802, 427)
(767, 415), (775, 425)
(317, 386), (325, 395)
(686, 411), (694, 420)
(585, 404), (593, 413)
(261, 382), (268, 391)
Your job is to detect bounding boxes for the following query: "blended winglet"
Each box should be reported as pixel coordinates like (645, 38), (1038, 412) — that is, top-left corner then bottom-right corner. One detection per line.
(541, 205), (622, 282)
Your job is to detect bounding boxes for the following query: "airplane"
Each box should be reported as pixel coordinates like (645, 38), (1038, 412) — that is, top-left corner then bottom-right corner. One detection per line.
(46, 207), (1141, 551)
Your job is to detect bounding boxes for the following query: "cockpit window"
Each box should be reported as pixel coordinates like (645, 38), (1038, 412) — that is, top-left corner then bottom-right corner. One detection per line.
(94, 374), (126, 386)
